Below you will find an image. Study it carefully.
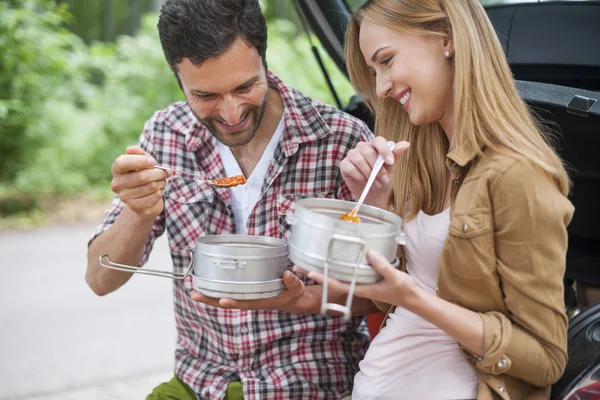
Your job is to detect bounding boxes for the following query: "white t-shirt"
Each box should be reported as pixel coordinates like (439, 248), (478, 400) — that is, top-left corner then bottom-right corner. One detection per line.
(216, 115), (285, 234)
(352, 208), (479, 400)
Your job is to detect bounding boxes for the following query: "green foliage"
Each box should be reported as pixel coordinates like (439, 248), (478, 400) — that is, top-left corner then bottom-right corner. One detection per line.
(0, 1), (355, 211)
(6, 10), (183, 197)
(0, 0), (88, 182)
(267, 18), (355, 110)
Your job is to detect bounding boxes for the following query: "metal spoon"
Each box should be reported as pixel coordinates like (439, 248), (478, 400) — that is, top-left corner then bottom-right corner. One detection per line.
(342, 141), (396, 222)
(153, 165), (245, 189)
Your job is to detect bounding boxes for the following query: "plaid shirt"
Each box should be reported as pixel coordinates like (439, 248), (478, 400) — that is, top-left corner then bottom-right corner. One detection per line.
(90, 72), (373, 399)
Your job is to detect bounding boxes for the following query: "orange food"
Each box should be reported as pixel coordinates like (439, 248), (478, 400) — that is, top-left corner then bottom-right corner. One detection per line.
(340, 210), (361, 223)
(211, 175), (246, 187)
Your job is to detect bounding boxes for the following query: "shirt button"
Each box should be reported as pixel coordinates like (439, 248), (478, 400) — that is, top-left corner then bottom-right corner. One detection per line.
(462, 224), (468, 232)
(453, 179), (460, 185)
(240, 326), (249, 334)
(497, 358), (507, 369)
(498, 386), (506, 393)
(451, 161), (458, 168)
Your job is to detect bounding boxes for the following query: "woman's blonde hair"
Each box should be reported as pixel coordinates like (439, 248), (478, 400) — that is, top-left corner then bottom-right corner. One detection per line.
(345, 0), (570, 220)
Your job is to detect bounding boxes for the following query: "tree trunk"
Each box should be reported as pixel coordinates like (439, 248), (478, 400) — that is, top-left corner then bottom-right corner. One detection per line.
(130, 0), (141, 36)
(102, 0), (112, 42)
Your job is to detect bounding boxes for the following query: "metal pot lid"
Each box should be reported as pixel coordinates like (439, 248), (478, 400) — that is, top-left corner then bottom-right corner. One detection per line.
(293, 198), (403, 235)
(194, 234), (289, 259)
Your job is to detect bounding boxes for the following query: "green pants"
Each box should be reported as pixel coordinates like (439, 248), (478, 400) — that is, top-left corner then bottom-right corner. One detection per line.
(147, 374), (244, 400)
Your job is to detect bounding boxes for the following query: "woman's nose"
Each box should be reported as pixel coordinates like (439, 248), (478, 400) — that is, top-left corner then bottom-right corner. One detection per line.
(375, 75), (392, 99)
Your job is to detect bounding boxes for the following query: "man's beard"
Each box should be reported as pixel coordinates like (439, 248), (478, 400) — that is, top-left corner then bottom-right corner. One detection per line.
(190, 90), (269, 148)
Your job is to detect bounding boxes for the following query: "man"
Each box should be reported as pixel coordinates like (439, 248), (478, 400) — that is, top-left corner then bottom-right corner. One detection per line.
(86, 0), (375, 399)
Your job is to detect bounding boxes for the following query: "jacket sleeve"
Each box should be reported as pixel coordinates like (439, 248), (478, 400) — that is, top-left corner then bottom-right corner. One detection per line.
(472, 159), (574, 387)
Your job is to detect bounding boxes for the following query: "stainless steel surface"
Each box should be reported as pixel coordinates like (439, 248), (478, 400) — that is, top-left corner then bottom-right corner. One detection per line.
(348, 140), (396, 219)
(288, 198), (405, 281)
(288, 198), (405, 320)
(153, 165), (240, 188)
(192, 276), (285, 300)
(192, 235), (289, 299)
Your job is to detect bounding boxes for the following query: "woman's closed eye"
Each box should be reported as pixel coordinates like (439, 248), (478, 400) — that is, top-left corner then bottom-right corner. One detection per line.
(380, 56), (393, 66)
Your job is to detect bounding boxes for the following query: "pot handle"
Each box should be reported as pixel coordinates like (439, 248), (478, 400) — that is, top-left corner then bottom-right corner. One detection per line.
(321, 260), (361, 322)
(99, 251), (193, 280)
(320, 233), (365, 321)
(216, 259), (241, 269)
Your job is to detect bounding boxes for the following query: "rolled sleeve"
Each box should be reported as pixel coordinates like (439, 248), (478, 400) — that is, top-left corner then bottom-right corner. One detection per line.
(474, 159), (573, 387)
(88, 113), (166, 267)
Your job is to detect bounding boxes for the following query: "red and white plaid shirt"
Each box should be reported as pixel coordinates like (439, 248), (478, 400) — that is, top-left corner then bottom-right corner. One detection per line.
(90, 72), (373, 399)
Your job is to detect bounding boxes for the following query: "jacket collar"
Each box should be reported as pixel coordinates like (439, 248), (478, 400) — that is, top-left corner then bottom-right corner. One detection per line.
(446, 138), (483, 168)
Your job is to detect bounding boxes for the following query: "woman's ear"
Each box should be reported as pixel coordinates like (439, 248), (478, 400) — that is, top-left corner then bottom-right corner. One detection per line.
(442, 35), (455, 58)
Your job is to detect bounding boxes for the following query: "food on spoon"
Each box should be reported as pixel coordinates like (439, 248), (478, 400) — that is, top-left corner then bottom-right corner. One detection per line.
(211, 175), (247, 187)
(340, 209), (360, 223)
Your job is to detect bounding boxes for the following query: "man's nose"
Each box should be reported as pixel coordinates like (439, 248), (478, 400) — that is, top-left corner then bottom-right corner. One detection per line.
(220, 96), (244, 125)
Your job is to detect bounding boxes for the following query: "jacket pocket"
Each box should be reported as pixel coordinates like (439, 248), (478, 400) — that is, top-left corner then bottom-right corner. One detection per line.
(165, 176), (213, 204)
(446, 208), (495, 278)
(164, 176), (215, 251)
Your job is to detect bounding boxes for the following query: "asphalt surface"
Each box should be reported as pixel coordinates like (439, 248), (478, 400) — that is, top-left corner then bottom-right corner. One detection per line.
(0, 222), (176, 399)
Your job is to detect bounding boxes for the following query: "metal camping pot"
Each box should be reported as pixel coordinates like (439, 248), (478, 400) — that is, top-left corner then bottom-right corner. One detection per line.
(99, 234), (289, 300)
(287, 198), (406, 320)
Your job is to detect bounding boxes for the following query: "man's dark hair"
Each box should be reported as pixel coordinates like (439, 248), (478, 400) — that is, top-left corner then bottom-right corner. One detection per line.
(158, 0), (268, 73)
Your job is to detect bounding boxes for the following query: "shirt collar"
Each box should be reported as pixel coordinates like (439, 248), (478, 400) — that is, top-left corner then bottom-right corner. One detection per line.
(269, 71), (332, 156)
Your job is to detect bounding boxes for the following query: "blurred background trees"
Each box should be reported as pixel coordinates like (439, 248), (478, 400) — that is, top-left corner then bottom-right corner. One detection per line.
(0, 0), (354, 222)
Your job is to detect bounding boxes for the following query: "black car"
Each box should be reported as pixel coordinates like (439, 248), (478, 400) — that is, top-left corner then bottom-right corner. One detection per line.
(292, 0), (600, 398)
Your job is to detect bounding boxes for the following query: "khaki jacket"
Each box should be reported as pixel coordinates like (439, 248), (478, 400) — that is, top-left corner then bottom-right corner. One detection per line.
(375, 146), (574, 399)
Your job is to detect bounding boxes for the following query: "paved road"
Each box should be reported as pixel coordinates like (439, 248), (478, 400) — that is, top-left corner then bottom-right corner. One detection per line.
(0, 223), (176, 399)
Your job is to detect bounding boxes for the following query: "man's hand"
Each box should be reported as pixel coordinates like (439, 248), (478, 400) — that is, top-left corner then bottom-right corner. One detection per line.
(110, 146), (171, 220)
(190, 270), (321, 314)
(190, 270), (379, 316)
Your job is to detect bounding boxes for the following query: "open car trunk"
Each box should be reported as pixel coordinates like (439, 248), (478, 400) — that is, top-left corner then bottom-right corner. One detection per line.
(292, 1), (600, 398)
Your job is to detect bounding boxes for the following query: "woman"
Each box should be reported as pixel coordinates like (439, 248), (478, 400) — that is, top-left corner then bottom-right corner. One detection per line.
(295, 0), (574, 399)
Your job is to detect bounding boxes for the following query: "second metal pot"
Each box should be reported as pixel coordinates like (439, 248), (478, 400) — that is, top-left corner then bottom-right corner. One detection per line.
(287, 198), (405, 319)
(191, 234), (289, 300)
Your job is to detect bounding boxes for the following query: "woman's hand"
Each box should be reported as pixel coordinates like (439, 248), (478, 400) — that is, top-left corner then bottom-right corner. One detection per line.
(294, 250), (420, 308)
(340, 137), (410, 209)
(294, 251), (486, 356)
